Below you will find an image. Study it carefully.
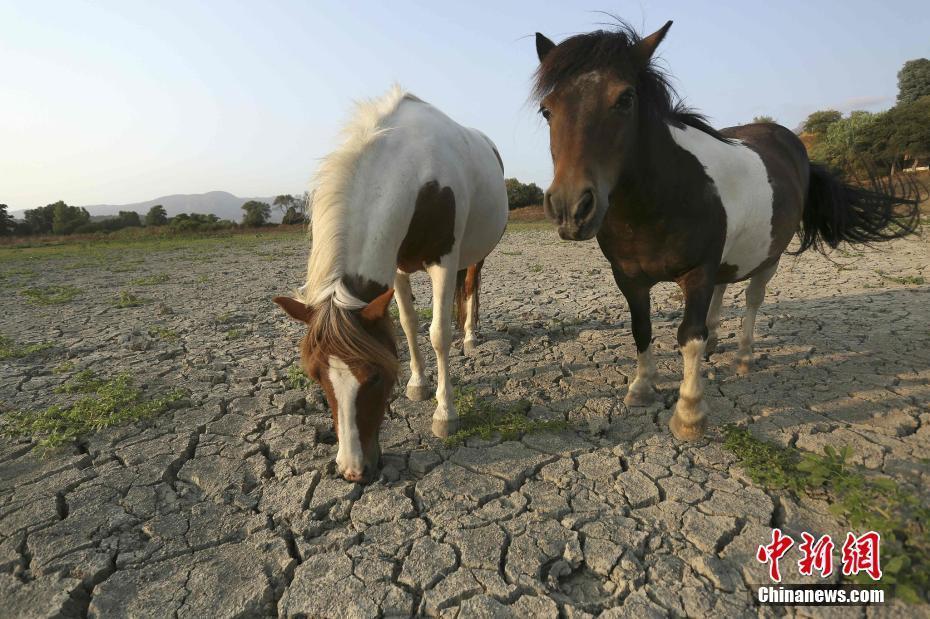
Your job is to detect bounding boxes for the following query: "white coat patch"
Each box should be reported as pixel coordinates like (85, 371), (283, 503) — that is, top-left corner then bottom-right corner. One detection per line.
(328, 356), (363, 475)
(669, 125), (774, 279)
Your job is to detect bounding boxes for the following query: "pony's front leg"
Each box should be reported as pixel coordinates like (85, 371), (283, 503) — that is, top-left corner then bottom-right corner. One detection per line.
(394, 271), (431, 401)
(670, 269), (715, 441)
(426, 261), (458, 438)
(613, 271), (656, 406)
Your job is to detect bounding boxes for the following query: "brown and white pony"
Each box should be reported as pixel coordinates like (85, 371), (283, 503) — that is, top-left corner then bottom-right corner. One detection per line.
(275, 86), (508, 481)
(532, 21), (919, 441)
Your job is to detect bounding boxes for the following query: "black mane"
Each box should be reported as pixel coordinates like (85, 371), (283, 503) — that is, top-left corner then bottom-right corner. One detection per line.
(533, 22), (731, 143)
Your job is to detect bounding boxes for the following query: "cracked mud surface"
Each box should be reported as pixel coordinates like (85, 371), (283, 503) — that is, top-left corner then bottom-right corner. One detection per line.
(1, 229), (928, 618)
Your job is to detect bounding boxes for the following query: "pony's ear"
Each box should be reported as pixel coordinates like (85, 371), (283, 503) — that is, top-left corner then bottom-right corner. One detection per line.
(536, 33), (556, 62)
(273, 296), (313, 323)
(635, 20), (672, 66)
(360, 288), (394, 322)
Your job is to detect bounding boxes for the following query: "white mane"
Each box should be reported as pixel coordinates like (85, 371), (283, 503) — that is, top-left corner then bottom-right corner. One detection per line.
(303, 84), (412, 308)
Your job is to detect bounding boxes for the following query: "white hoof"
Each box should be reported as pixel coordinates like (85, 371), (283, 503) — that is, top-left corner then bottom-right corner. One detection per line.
(406, 383), (432, 401)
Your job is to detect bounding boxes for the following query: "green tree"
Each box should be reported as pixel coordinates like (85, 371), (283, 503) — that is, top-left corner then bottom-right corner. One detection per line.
(23, 204), (56, 234)
(117, 211), (142, 228)
(50, 201), (90, 235)
(241, 201), (271, 227)
(802, 110), (842, 136)
(897, 58), (930, 105)
(281, 206), (305, 225)
(505, 178), (544, 210)
(273, 194), (296, 214)
(752, 115), (776, 124)
(0, 204), (14, 236)
(886, 96), (930, 168)
(145, 204), (168, 226)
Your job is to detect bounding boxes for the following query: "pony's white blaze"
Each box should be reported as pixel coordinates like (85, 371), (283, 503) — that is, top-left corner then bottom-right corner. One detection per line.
(327, 356), (364, 477)
(669, 125), (775, 279)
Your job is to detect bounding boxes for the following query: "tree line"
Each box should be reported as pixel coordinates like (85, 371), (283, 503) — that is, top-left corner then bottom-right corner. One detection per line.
(0, 193), (311, 237)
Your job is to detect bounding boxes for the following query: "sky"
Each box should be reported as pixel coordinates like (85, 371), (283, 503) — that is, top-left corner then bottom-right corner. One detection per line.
(1, 0), (928, 211)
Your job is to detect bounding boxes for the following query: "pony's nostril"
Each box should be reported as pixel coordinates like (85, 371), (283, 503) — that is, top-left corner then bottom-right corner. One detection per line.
(574, 190), (595, 221)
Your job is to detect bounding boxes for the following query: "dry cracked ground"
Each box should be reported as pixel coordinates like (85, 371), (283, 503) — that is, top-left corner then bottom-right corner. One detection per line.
(1, 228), (928, 618)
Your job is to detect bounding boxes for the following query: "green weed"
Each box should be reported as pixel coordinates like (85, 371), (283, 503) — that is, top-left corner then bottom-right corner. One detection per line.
(443, 388), (569, 447)
(286, 364), (312, 390)
(0, 334), (53, 360)
(21, 285), (81, 305)
(723, 425), (929, 603)
(2, 373), (184, 449)
(875, 270), (925, 285)
(114, 290), (145, 308)
(53, 360), (75, 374)
(225, 328), (244, 340)
(147, 326), (178, 341)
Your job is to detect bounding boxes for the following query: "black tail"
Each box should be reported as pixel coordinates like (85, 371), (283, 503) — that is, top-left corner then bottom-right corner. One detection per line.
(453, 261), (483, 330)
(793, 163), (921, 255)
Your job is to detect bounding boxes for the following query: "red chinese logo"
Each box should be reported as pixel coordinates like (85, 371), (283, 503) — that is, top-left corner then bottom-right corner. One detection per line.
(757, 530), (882, 581)
(841, 531), (882, 581)
(797, 533), (835, 577)
(756, 528), (795, 582)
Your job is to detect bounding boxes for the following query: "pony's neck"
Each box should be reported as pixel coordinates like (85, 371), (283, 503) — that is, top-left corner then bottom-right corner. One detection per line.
(613, 120), (683, 207)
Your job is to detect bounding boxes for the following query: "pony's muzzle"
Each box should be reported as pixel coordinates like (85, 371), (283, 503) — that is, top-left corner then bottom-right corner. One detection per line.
(546, 187), (599, 240)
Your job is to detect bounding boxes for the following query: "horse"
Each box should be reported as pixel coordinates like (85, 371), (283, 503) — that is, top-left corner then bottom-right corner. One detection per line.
(274, 85), (508, 482)
(532, 21), (919, 441)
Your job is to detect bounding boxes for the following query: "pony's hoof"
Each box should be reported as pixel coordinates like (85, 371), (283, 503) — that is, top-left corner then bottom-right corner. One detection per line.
(734, 358), (751, 376)
(704, 338), (718, 357)
(406, 383), (432, 401)
(624, 387), (655, 407)
(431, 418), (459, 438)
(463, 339), (478, 356)
(669, 414), (707, 441)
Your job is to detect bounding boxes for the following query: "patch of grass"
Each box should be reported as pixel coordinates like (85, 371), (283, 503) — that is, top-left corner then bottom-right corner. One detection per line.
(286, 364), (312, 390)
(528, 264), (543, 273)
(114, 290), (145, 308)
(129, 273), (171, 286)
(21, 285), (81, 305)
(109, 264), (140, 273)
(723, 425), (929, 603)
(0, 334), (54, 360)
(215, 311), (234, 324)
(417, 307), (433, 322)
(2, 373), (184, 449)
(875, 270), (925, 286)
(54, 369), (104, 394)
(147, 326), (178, 341)
(442, 388), (569, 447)
(53, 360), (75, 374)
(225, 328), (244, 340)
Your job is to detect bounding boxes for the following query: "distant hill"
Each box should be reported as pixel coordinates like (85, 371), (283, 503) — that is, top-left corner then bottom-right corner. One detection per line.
(11, 191), (287, 223)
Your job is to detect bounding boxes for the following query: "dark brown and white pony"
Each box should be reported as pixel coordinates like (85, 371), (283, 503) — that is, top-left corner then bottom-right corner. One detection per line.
(532, 21), (919, 441)
(275, 86), (507, 481)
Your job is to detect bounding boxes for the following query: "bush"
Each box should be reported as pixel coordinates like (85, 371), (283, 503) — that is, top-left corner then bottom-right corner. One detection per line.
(505, 178), (544, 210)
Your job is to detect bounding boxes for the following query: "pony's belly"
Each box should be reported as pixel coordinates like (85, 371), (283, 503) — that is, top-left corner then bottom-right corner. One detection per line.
(721, 211), (774, 279)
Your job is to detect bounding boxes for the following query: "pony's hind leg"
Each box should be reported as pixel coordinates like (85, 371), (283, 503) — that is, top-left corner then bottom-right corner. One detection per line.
(705, 284), (727, 356)
(670, 267), (715, 441)
(426, 261), (459, 438)
(394, 271), (431, 401)
(735, 261), (778, 375)
(461, 261), (483, 356)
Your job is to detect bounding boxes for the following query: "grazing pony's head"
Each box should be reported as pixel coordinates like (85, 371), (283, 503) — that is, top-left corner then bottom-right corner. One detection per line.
(534, 20), (722, 241)
(274, 289), (397, 483)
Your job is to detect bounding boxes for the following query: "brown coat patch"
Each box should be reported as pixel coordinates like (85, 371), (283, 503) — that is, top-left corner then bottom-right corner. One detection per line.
(397, 181), (456, 273)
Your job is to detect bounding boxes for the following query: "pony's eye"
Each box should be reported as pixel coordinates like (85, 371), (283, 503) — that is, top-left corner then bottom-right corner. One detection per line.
(367, 374), (383, 387)
(539, 106), (551, 121)
(612, 91), (635, 112)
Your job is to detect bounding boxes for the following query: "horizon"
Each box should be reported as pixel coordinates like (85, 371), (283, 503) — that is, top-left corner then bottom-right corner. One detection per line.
(2, 1), (928, 211)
